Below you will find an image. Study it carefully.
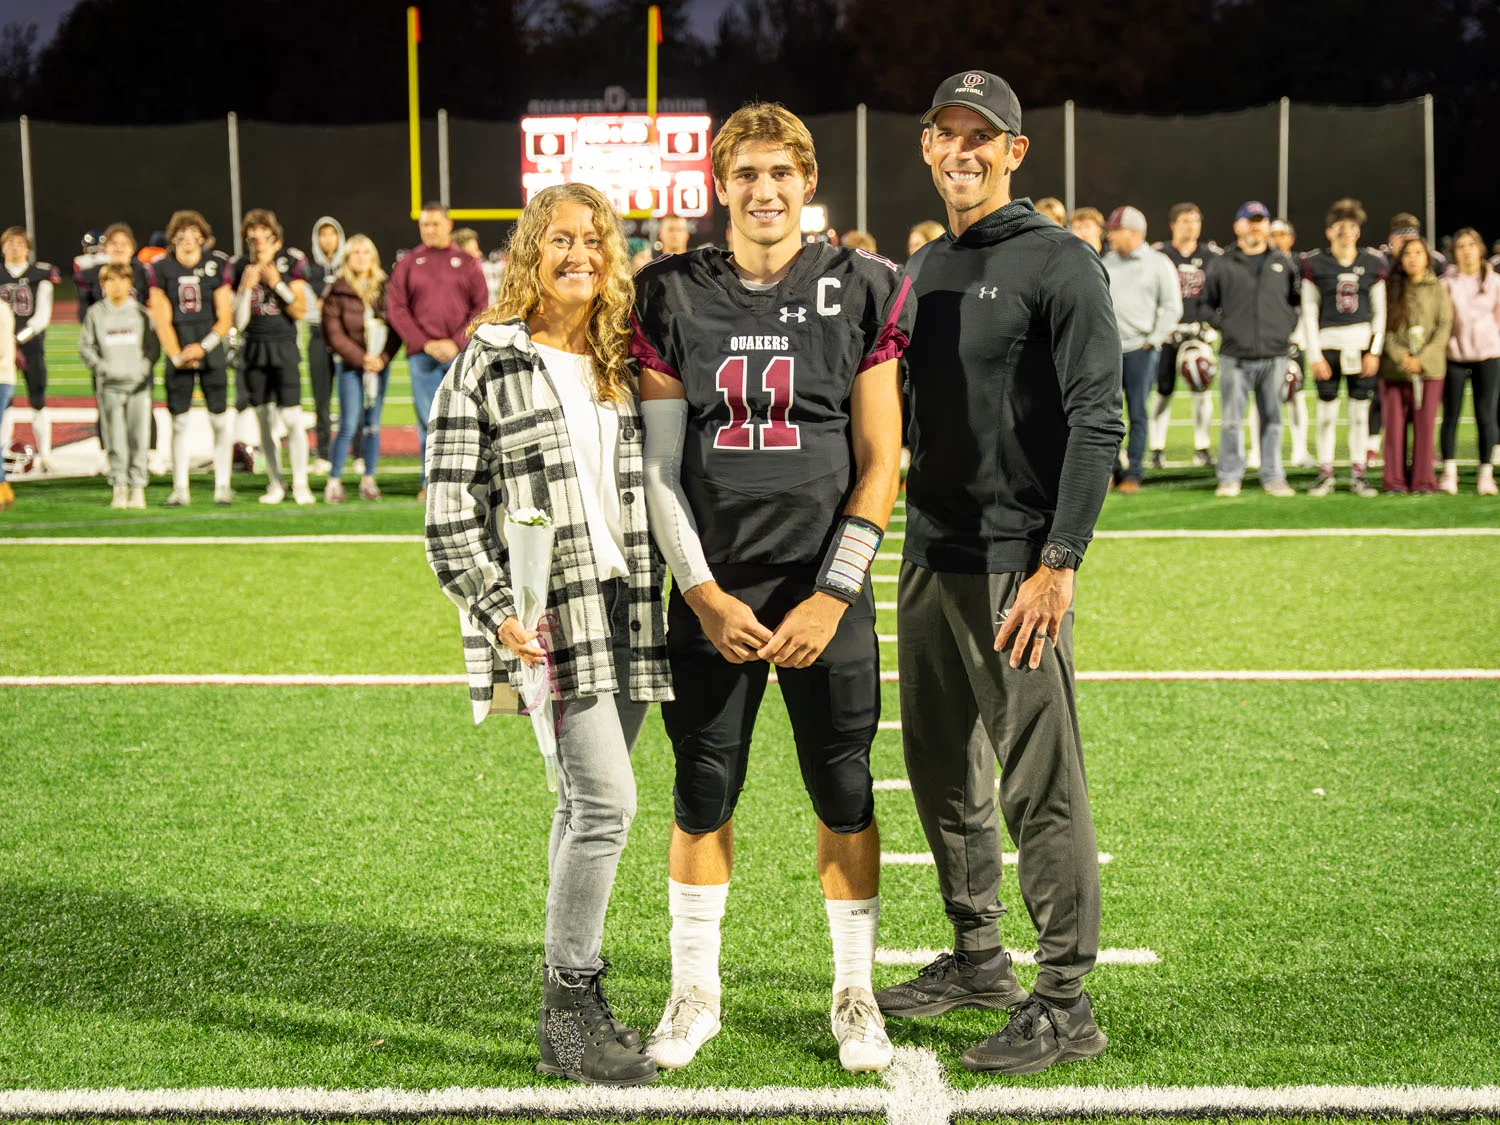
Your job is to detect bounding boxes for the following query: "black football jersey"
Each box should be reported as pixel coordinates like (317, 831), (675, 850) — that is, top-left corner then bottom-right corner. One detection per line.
(150, 251), (230, 331)
(0, 261), (61, 331)
(1156, 242), (1222, 323)
(632, 244), (914, 567)
(226, 247), (308, 341)
(1302, 248), (1387, 327)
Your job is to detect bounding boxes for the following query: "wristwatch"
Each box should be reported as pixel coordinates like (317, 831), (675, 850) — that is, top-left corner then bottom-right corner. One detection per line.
(1040, 542), (1082, 571)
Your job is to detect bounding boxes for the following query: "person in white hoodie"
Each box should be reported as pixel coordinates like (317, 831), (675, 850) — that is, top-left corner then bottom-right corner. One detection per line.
(1440, 227), (1500, 495)
(305, 216), (346, 472)
(80, 263), (160, 508)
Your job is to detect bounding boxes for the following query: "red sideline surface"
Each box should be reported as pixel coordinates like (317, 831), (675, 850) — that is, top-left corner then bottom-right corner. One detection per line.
(8, 409), (422, 457)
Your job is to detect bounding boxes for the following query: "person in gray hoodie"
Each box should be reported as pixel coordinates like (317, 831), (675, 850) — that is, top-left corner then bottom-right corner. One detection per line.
(80, 262), (161, 509)
(306, 216), (346, 467)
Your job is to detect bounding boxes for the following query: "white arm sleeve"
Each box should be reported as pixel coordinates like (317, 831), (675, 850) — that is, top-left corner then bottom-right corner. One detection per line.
(641, 397), (715, 594)
(1300, 278), (1322, 359)
(16, 281), (52, 342)
(233, 287), (253, 333)
(1368, 280), (1387, 356)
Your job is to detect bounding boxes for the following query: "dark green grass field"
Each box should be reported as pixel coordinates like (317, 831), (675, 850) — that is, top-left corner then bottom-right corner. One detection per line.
(3, 414), (1499, 1119)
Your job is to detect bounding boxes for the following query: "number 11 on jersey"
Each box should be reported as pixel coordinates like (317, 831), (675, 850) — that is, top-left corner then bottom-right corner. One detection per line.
(714, 355), (801, 451)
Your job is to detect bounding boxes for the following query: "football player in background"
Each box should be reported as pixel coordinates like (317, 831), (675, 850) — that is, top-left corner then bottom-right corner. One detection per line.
(634, 103), (911, 1075)
(228, 208), (314, 505)
(1300, 199), (1386, 496)
(1149, 203), (1221, 468)
(0, 226), (60, 471)
(148, 210), (235, 506)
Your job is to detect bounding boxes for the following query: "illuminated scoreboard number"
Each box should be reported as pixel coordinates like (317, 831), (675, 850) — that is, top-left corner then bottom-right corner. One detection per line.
(520, 114), (714, 218)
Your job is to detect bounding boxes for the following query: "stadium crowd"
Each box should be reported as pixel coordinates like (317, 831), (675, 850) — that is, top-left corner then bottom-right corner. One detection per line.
(1, 189), (1498, 511)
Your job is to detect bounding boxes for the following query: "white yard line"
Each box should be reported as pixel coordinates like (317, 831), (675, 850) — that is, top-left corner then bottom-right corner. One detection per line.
(877, 947), (1158, 967)
(882, 852), (1113, 866)
(877, 720), (902, 730)
(0, 535), (424, 546)
(873, 779), (911, 790)
(0, 674), (467, 687)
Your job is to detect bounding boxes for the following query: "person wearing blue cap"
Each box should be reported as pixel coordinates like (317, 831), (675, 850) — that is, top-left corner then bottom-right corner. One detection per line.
(1200, 201), (1301, 497)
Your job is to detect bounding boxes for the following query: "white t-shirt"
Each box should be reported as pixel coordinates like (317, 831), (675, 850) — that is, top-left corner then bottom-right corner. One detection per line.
(533, 342), (628, 581)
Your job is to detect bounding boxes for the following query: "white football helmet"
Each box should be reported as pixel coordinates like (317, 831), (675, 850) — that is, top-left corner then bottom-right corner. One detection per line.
(1176, 339), (1217, 393)
(4, 441), (35, 476)
(1283, 356), (1305, 402)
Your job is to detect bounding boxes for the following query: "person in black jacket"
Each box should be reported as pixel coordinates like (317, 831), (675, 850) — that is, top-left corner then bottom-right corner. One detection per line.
(1202, 201), (1300, 497)
(874, 70), (1122, 1078)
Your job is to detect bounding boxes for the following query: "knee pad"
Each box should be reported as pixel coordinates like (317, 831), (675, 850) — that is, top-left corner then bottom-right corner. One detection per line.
(671, 742), (746, 835)
(803, 746), (875, 835)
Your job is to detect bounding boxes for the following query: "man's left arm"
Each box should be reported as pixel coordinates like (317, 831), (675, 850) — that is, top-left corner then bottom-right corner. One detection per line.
(757, 357), (904, 669)
(996, 242), (1124, 670)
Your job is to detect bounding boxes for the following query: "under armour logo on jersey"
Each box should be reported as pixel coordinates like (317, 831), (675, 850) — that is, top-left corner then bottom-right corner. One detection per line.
(779, 305), (807, 323)
(977, 286), (998, 299)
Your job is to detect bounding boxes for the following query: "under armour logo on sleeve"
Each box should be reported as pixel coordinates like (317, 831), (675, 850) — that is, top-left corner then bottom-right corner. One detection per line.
(977, 286), (998, 299)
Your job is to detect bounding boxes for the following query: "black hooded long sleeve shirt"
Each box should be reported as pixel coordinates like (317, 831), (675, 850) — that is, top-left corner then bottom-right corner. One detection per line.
(902, 199), (1125, 574)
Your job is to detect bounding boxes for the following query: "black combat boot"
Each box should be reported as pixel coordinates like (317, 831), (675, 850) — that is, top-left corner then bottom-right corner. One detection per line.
(537, 963), (657, 1086)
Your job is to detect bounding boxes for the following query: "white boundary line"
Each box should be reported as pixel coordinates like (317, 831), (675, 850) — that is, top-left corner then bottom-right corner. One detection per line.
(873, 779), (911, 790)
(4, 1046), (1496, 1121)
(0, 535), (424, 546)
(4, 669), (1497, 688)
(877, 947), (1159, 966)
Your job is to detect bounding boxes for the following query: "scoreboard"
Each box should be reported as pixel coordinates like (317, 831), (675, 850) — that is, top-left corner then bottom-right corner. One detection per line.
(520, 114), (713, 218)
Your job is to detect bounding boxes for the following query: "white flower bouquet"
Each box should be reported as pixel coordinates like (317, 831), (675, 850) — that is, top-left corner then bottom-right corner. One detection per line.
(507, 507), (560, 791)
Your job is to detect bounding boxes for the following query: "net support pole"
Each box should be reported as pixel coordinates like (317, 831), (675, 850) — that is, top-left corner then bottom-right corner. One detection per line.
(1277, 97), (1290, 219)
(19, 115), (34, 247)
(228, 112), (243, 258)
(438, 108), (451, 209)
(1423, 94), (1436, 239)
(407, 6), (422, 219)
(1063, 100), (1076, 216)
(856, 103), (868, 233)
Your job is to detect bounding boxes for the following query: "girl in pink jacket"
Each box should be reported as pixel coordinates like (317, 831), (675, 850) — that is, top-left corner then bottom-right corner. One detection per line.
(1440, 228), (1500, 495)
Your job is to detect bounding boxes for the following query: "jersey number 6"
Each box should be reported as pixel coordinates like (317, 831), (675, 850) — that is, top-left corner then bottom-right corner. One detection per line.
(714, 355), (801, 451)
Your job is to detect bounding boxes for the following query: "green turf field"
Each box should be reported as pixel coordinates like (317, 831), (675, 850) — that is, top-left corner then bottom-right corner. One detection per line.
(2, 473), (1499, 1121)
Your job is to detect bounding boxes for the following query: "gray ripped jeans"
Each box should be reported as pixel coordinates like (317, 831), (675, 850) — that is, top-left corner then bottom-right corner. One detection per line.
(544, 578), (649, 974)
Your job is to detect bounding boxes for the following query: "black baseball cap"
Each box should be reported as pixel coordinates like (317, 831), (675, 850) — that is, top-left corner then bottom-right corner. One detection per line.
(921, 71), (1022, 136)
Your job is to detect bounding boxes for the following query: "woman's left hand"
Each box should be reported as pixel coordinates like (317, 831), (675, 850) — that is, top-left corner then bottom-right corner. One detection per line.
(498, 616), (547, 666)
(362, 353), (384, 373)
(1402, 355), (1424, 375)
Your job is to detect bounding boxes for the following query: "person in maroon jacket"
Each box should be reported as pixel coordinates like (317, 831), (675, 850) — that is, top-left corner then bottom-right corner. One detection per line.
(323, 235), (400, 503)
(385, 202), (489, 500)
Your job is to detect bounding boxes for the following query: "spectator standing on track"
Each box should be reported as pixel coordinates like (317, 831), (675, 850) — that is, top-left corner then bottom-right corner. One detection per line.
(907, 220), (944, 259)
(305, 217), (347, 474)
(425, 182), (668, 1087)
(1372, 214), (1448, 466)
(80, 262), (160, 509)
(453, 228), (483, 260)
(1379, 238), (1452, 493)
(879, 70), (1121, 1077)
(0, 227), (60, 472)
(321, 235), (399, 503)
(1034, 197), (1067, 227)
(1202, 201), (1299, 498)
(1439, 228), (1500, 495)
(1070, 207), (1104, 254)
(1103, 205), (1180, 491)
(0, 299), (14, 508)
(386, 201), (488, 503)
(841, 230), (878, 252)
(656, 215), (691, 258)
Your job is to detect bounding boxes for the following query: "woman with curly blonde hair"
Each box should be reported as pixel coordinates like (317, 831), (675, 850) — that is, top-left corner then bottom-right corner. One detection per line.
(425, 182), (669, 1087)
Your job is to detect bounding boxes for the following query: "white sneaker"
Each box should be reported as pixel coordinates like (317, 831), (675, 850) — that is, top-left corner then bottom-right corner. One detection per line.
(214, 485), (233, 507)
(164, 488), (190, 508)
(127, 486), (147, 510)
(260, 483), (286, 505)
(292, 486), (317, 506)
(110, 484), (129, 509)
(1214, 481), (1241, 498)
(312, 457), (332, 476)
(831, 987), (892, 1074)
(148, 456), (167, 477)
(645, 986), (721, 1071)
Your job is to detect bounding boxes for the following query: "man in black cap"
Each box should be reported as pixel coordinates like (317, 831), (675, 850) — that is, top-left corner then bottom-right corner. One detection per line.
(874, 70), (1122, 1076)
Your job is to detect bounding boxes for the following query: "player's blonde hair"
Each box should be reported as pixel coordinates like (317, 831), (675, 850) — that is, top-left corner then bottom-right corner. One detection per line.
(337, 234), (387, 308)
(472, 183), (634, 406)
(710, 102), (817, 187)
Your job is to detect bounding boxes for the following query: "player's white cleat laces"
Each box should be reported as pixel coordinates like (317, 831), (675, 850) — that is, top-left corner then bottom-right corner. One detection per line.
(832, 987), (892, 1074)
(645, 986), (720, 1070)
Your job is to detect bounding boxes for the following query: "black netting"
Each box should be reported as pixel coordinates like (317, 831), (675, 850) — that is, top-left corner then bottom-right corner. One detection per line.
(1288, 101), (1425, 249)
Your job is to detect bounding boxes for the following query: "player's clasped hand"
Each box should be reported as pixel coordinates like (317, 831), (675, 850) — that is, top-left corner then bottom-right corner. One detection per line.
(498, 616), (547, 667)
(994, 566), (1075, 671)
(757, 592), (845, 669)
(686, 585), (773, 664)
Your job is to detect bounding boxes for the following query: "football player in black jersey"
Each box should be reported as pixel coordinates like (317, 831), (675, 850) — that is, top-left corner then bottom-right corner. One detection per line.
(228, 208), (314, 505)
(1149, 203), (1221, 468)
(1300, 199), (1387, 496)
(0, 226), (61, 471)
(635, 103), (911, 1074)
(148, 211), (235, 506)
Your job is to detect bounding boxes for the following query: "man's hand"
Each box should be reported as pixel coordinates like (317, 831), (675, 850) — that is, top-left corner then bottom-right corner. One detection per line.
(239, 265), (261, 291)
(995, 566), (1075, 670)
(684, 582), (773, 664)
(363, 353), (385, 373)
(1312, 358), (1333, 381)
(260, 262), (281, 289)
(757, 591), (847, 669)
(425, 338), (460, 363)
(1402, 355), (1423, 375)
(178, 342), (206, 366)
(1360, 352), (1380, 377)
(498, 616), (546, 666)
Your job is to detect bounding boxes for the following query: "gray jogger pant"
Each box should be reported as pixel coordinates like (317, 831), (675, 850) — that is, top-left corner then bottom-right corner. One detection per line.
(99, 385), (151, 487)
(896, 563), (1100, 1000)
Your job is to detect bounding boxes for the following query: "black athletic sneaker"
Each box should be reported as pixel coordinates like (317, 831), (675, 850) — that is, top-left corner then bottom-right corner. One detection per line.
(874, 951), (1028, 1018)
(1193, 448), (1214, 468)
(961, 993), (1108, 1074)
(1149, 450), (1166, 470)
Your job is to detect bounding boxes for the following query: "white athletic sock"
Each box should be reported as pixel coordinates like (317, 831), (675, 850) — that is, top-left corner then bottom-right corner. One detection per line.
(152, 405), (172, 458)
(1348, 399), (1372, 471)
(1316, 398), (1339, 466)
(282, 406), (309, 490)
(1147, 389), (1172, 451)
(256, 405), (283, 488)
(234, 406), (259, 446)
(668, 879), (728, 997)
(1288, 392), (1309, 460)
(171, 414), (191, 493)
(33, 407), (51, 459)
(210, 412), (232, 489)
(825, 895), (879, 995)
(1191, 390), (1213, 451)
